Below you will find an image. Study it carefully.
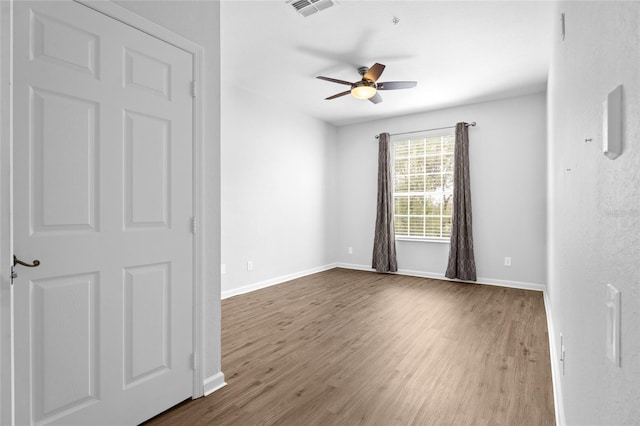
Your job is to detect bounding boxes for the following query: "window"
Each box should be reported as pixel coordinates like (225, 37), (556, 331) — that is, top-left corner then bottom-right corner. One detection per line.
(393, 131), (454, 240)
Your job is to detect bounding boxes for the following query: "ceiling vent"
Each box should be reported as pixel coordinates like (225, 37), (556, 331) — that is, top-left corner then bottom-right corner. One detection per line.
(287, 0), (336, 17)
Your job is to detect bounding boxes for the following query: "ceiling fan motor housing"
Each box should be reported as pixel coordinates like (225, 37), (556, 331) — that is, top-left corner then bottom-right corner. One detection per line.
(351, 79), (377, 90)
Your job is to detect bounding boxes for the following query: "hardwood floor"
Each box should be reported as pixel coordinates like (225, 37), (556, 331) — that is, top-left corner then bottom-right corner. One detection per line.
(145, 268), (555, 425)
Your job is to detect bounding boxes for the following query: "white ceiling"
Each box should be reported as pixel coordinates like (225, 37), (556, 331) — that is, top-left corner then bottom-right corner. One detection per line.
(221, 1), (555, 126)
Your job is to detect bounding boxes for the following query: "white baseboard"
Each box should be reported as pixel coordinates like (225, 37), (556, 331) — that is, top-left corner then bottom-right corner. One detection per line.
(544, 291), (565, 426)
(203, 372), (226, 397)
(335, 262), (546, 292)
(221, 263), (338, 300)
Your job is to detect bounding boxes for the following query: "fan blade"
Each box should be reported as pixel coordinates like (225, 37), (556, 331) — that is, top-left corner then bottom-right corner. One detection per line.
(377, 81), (417, 90)
(325, 90), (351, 100)
(364, 63), (385, 82)
(368, 92), (383, 104)
(317, 76), (353, 86)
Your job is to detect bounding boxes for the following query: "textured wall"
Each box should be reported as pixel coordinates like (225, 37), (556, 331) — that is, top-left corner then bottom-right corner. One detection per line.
(336, 93), (547, 288)
(547, 1), (640, 424)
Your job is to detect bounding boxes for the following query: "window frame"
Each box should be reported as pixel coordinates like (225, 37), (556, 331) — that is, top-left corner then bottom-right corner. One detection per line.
(391, 129), (455, 243)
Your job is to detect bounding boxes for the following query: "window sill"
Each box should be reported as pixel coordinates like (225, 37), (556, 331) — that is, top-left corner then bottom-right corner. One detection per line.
(395, 237), (450, 244)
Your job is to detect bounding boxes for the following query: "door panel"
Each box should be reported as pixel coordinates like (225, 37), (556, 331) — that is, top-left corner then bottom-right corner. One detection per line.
(32, 273), (99, 420)
(31, 88), (99, 233)
(30, 10), (100, 78)
(124, 111), (171, 229)
(123, 262), (171, 388)
(13, 2), (194, 424)
(124, 48), (171, 99)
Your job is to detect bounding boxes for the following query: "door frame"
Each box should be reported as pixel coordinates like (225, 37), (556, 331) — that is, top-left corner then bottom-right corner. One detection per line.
(0, 1), (207, 422)
(0, 1), (14, 424)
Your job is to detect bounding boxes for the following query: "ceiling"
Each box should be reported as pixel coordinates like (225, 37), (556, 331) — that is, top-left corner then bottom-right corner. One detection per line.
(220, 1), (555, 126)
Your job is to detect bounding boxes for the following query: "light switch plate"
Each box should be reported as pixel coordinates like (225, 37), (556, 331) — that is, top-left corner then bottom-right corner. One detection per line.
(605, 283), (621, 366)
(603, 85), (623, 159)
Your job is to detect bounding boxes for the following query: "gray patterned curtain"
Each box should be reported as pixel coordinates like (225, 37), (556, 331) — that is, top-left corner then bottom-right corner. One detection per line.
(445, 123), (477, 281)
(372, 133), (397, 273)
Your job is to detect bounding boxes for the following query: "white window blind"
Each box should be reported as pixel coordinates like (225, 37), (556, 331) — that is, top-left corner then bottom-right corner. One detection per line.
(393, 131), (454, 240)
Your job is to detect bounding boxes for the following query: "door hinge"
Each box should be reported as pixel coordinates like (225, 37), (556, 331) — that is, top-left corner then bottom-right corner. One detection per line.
(191, 217), (197, 234)
(10, 265), (17, 285)
(191, 81), (197, 98)
(190, 353), (196, 370)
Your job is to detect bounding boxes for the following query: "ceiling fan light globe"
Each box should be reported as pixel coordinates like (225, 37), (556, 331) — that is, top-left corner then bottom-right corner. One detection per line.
(351, 85), (377, 100)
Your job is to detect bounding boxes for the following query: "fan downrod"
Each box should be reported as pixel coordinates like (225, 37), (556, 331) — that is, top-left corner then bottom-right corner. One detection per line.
(357, 66), (369, 77)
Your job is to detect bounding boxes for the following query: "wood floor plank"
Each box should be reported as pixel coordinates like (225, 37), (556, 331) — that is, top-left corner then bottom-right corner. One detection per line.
(144, 268), (555, 425)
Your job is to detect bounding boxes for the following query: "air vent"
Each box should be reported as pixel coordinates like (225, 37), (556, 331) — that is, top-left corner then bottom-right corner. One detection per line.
(287, 0), (336, 17)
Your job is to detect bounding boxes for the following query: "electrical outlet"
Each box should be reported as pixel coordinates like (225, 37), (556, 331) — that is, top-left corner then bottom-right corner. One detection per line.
(504, 257), (512, 267)
(221, 264), (226, 275)
(247, 261), (253, 271)
(348, 247), (353, 255)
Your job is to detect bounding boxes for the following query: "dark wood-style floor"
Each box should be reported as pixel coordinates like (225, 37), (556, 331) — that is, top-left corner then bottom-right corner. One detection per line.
(146, 268), (555, 425)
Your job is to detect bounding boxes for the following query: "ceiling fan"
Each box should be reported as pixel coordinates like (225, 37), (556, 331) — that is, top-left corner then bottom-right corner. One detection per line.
(317, 62), (417, 104)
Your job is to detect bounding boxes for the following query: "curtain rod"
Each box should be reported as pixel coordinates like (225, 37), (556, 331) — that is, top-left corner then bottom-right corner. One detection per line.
(375, 121), (476, 139)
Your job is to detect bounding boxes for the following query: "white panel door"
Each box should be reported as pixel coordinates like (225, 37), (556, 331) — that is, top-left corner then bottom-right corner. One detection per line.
(12, 2), (194, 424)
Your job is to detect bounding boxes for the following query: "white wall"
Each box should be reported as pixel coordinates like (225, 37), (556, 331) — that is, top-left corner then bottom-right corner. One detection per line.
(220, 84), (337, 297)
(336, 93), (547, 288)
(547, 2), (640, 424)
(115, 0), (223, 384)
